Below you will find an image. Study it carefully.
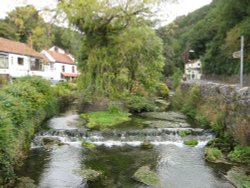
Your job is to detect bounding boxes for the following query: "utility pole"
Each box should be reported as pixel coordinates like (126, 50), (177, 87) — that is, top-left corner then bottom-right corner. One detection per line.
(240, 36), (244, 87)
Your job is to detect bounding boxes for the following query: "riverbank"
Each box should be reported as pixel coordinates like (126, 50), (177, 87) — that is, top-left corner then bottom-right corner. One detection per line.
(171, 81), (250, 185)
(0, 77), (77, 186)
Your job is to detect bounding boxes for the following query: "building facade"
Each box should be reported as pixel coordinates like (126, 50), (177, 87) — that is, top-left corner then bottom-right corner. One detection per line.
(0, 38), (78, 83)
(184, 59), (202, 80)
(41, 46), (78, 82)
(0, 37), (46, 79)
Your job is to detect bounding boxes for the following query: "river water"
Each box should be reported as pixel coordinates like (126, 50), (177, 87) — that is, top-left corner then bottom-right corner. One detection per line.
(17, 110), (235, 188)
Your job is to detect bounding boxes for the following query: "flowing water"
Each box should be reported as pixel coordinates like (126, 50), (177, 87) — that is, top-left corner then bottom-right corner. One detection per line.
(17, 110), (235, 188)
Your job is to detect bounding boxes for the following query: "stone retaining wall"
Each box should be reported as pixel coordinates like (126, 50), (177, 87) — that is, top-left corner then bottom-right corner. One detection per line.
(179, 81), (250, 144)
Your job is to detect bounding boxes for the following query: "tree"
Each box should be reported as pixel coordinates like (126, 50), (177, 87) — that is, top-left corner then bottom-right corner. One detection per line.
(0, 19), (18, 40)
(58, 0), (165, 98)
(5, 5), (52, 51)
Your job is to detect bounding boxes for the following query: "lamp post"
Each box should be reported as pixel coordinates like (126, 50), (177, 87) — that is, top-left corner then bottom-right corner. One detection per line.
(240, 36), (244, 87)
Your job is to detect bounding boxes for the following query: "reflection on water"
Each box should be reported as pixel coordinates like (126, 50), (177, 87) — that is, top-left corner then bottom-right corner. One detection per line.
(16, 110), (234, 188)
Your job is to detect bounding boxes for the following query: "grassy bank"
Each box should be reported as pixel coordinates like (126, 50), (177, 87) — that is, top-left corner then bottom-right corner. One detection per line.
(0, 76), (59, 186)
(81, 105), (131, 130)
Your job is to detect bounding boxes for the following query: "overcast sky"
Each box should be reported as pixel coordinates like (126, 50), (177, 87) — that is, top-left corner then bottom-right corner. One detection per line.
(0, 0), (212, 25)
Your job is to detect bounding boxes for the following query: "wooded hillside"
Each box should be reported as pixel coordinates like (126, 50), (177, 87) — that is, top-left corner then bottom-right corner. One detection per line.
(157, 0), (250, 76)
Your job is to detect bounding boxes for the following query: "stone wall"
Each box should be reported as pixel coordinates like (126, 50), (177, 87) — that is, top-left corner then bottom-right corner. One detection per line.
(179, 81), (250, 144)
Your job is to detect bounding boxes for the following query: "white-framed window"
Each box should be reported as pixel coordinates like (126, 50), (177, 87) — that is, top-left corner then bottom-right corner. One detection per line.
(72, 66), (75, 73)
(30, 58), (42, 71)
(62, 65), (65, 72)
(0, 54), (8, 68)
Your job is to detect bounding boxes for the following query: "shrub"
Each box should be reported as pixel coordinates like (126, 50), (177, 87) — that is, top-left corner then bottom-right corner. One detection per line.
(0, 76), (59, 186)
(228, 146), (250, 164)
(108, 104), (121, 114)
(170, 68), (183, 89)
(125, 95), (155, 113)
(156, 83), (169, 99)
(204, 147), (223, 162)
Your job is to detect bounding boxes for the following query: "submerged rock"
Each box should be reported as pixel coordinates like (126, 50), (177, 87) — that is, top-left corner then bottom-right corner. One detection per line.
(76, 169), (102, 182)
(143, 120), (190, 128)
(133, 166), (161, 186)
(141, 111), (187, 123)
(140, 140), (153, 149)
(42, 137), (62, 147)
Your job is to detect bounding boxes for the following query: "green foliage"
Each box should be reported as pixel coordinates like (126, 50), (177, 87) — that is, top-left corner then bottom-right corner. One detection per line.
(158, 0), (250, 76)
(81, 110), (131, 130)
(125, 95), (155, 113)
(171, 69), (183, 89)
(228, 146), (250, 164)
(204, 147), (223, 162)
(82, 141), (96, 150)
(183, 139), (198, 146)
(178, 130), (191, 137)
(59, 0), (164, 98)
(156, 83), (169, 99)
(107, 104), (121, 114)
(0, 76), (59, 186)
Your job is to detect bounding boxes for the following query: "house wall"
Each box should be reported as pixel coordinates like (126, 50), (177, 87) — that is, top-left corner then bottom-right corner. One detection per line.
(51, 62), (77, 80)
(185, 60), (202, 80)
(0, 53), (51, 79)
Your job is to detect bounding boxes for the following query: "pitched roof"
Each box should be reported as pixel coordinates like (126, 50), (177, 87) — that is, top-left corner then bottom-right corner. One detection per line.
(61, 72), (79, 77)
(0, 37), (42, 58)
(47, 51), (75, 65)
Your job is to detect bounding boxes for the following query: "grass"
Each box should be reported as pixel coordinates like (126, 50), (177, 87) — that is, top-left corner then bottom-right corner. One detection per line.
(184, 139), (198, 146)
(81, 111), (131, 129)
(178, 130), (191, 137)
(204, 147), (223, 162)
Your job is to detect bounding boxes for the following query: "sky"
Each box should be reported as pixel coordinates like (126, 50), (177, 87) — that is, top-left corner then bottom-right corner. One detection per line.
(0, 0), (212, 26)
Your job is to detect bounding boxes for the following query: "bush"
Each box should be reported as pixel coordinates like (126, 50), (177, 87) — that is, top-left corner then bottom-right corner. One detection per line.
(125, 95), (155, 113)
(0, 76), (59, 186)
(204, 147), (223, 162)
(228, 146), (250, 164)
(156, 83), (169, 99)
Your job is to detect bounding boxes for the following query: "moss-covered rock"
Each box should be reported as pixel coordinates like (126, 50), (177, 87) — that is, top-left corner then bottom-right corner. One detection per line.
(133, 166), (161, 186)
(75, 169), (102, 182)
(140, 140), (153, 150)
(82, 141), (96, 150)
(178, 130), (192, 137)
(184, 139), (198, 146)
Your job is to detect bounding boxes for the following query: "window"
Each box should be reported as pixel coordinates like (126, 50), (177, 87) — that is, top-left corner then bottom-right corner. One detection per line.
(18, 57), (24, 65)
(0, 54), (8, 68)
(62, 65), (65, 72)
(30, 58), (42, 71)
(72, 66), (75, 73)
(50, 62), (54, 70)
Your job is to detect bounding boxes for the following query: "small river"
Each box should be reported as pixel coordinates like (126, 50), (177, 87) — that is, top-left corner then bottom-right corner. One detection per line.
(17, 110), (235, 188)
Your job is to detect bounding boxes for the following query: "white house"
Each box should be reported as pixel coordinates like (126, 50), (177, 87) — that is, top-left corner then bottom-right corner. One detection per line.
(41, 46), (78, 82)
(184, 59), (202, 80)
(0, 37), (48, 79)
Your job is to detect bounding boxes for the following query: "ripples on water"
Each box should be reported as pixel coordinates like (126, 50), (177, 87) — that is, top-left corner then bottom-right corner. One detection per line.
(17, 110), (234, 188)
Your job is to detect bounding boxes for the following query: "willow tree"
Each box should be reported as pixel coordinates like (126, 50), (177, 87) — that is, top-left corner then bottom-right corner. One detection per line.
(58, 0), (165, 98)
